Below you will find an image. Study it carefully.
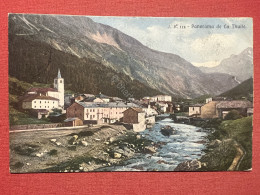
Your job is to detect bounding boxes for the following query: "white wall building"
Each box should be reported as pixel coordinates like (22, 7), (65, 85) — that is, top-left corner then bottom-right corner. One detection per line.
(26, 69), (64, 109)
(143, 95), (172, 103)
(188, 104), (203, 116)
(22, 95), (59, 110)
(142, 105), (158, 117)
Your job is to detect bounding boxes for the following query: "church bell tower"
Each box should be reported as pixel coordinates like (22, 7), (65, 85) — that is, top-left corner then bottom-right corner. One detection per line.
(54, 69), (64, 107)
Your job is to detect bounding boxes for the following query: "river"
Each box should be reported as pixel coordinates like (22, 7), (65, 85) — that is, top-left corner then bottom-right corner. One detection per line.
(101, 115), (209, 171)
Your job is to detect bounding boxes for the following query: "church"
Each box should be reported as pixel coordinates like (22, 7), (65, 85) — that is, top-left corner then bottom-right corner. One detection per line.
(21, 69), (65, 117)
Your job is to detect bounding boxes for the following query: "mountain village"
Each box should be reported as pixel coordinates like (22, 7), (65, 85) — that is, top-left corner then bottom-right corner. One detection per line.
(12, 69), (253, 132)
(8, 14), (253, 173)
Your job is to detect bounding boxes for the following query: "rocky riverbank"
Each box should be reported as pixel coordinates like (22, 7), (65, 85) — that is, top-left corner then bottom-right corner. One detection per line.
(174, 117), (252, 171)
(9, 124), (160, 173)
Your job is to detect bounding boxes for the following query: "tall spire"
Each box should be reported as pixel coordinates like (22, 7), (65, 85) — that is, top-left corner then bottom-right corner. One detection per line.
(57, 69), (61, 78)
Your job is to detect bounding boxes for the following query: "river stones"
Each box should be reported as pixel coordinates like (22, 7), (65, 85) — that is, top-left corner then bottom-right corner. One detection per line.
(113, 152), (122, 159)
(144, 146), (156, 154)
(174, 159), (202, 171)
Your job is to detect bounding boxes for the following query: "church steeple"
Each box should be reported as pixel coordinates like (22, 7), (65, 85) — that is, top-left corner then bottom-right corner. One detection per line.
(57, 69), (62, 79)
(54, 69), (64, 107)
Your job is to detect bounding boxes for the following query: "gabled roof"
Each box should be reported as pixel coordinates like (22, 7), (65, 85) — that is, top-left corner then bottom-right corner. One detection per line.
(23, 95), (59, 102)
(189, 104), (204, 107)
(81, 97), (104, 102)
(216, 100), (252, 109)
(96, 93), (110, 99)
(75, 101), (140, 109)
(27, 87), (58, 93)
(123, 107), (144, 113)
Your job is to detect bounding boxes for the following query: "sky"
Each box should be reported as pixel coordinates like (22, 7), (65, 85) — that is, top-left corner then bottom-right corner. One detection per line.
(89, 16), (253, 67)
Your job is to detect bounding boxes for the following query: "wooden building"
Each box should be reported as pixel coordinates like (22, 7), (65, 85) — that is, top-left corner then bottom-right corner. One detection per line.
(64, 117), (83, 127)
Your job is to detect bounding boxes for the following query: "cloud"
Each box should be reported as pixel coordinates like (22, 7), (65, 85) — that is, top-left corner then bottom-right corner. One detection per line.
(192, 61), (220, 67)
(190, 32), (252, 63)
(90, 17), (253, 67)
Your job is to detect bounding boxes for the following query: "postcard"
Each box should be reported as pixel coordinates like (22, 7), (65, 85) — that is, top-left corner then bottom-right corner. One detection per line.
(8, 14), (253, 173)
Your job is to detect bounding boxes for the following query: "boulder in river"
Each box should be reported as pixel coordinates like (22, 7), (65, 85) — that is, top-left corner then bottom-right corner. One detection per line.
(144, 146), (157, 154)
(161, 125), (175, 136)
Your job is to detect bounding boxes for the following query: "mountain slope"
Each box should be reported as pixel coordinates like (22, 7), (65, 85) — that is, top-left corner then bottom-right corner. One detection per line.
(200, 47), (253, 82)
(9, 14), (239, 98)
(8, 35), (162, 99)
(219, 78), (253, 100)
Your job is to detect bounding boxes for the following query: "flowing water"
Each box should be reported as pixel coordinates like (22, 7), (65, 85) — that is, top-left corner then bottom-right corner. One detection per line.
(102, 115), (209, 171)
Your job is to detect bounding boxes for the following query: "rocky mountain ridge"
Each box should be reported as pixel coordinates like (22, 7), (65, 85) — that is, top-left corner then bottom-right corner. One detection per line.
(9, 14), (240, 98)
(199, 47), (253, 82)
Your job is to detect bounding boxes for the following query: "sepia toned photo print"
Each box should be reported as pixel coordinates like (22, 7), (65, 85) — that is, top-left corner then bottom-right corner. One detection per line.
(9, 14), (253, 173)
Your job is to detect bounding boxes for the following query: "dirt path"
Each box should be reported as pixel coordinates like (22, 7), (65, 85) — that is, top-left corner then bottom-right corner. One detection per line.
(228, 140), (245, 171)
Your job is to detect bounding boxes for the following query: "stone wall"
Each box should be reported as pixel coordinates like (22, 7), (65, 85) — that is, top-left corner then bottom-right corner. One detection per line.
(10, 123), (63, 130)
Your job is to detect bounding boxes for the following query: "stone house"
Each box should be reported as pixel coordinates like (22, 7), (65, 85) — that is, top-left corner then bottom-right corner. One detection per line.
(123, 108), (146, 132)
(216, 100), (253, 118)
(123, 108), (145, 124)
(200, 101), (219, 119)
(188, 104), (203, 116)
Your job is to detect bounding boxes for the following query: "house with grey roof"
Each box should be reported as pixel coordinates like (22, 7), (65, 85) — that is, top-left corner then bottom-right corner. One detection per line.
(66, 101), (140, 124)
(216, 100), (253, 118)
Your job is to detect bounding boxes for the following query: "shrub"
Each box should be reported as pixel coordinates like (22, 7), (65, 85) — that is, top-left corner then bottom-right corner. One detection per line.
(224, 110), (242, 120)
(78, 131), (94, 137)
(14, 162), (24, 168)
(14, 144), (40, 156)
(48, 149), (58, 156)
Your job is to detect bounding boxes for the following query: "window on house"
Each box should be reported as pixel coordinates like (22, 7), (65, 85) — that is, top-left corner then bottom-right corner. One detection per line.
(40, 106), (41, 108)
(60, 80), (62, 83)
(34, 101), (36, 103)
(40, 101), (41, 104)
(193, 107), (194, 111)
(34, 106), (36, 108)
